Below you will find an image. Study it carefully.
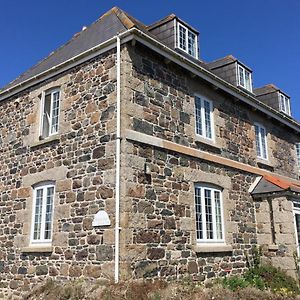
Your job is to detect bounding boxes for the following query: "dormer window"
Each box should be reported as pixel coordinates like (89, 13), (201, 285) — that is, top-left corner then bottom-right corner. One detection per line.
(279, 93), (291, 116)
(238, 65), (252, 92)
(177, 22), (198, 59)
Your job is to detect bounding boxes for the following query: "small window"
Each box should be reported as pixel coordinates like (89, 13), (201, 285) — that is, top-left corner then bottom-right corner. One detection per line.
(194, 184), (224, 243)
(177, 22), (198, 58)
(238, 65), (252, 92)
(195, 95), (214, 140)
(254, 123), (268, 160)
(40, 88), (61, 138)
(31, 183), (55, 244)
(279, 93), (291, 116)
(296, 143), (300, 167)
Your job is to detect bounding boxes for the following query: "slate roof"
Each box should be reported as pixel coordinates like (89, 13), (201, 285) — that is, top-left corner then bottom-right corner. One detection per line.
(2, 7), (146, 91)
(254, 84), (290, 98)
(206, 55), (252, 72)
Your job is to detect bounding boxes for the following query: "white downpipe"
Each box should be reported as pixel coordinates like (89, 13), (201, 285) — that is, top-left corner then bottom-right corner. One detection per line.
(114, 35), (121, 284)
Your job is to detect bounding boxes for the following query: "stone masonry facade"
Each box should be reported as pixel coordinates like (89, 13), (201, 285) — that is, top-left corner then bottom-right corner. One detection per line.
(1, 8), (300, 298)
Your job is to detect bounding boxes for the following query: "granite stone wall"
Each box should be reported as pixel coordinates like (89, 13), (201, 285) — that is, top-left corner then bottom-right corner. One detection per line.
(0, 50), (118, 298)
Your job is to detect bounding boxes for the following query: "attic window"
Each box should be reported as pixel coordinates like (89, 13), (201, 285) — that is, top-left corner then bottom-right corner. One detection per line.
(279, 93), (291, 116)
(177, 22), (198, 58)
(237, 65), (252, 92)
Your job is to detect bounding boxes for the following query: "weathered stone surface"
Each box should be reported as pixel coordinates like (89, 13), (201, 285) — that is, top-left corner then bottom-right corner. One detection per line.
(96, 245), (113, 261)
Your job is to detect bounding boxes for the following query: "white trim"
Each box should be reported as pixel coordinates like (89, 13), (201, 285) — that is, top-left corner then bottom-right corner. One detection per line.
(194, 184), (225, 244)
(176, 21), (198, 59)
(194, 94), (215, 142)
(40, 88), (61, 138)
(237, 64), (252, 92)
(248, 176), (263, 193)
(293, 202), (300, 256)
(30, 182), (55, 246)
(279, 92), (291, 116)
(254, 122), (268, 161)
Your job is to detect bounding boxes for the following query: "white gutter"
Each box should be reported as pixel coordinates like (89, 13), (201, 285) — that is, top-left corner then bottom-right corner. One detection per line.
(114, 34), (121, 284)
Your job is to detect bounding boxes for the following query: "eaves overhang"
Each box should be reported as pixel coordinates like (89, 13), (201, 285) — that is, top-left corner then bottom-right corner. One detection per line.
(1, 27), (300, 134)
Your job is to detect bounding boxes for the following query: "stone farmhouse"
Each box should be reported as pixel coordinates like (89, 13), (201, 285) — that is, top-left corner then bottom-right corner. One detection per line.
(0, 6), (300, 297)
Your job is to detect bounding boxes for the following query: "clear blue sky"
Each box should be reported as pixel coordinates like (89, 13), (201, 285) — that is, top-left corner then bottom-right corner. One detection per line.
(1, 0), (299, 121)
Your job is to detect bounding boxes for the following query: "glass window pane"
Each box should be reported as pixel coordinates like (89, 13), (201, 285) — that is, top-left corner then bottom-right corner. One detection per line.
(195, 187), (203, 240)
(188, 31), (196, 57)
(255, 125), (261, 157)
(195, 96), (203, 135)
(33, 189), (43, 240)
(239, 66), (245, 87)
(260, 127), (267, 159)
(179, 25), (186, 50)
(204, 100), (212, 139)
(44, 187), (54, 240)
(204, 189), (213, 239)
(50, 91), (60, 134)
(214, 191), (223, 240)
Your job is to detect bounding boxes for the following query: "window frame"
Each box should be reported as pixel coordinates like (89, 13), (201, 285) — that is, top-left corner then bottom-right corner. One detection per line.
(293, 201), (300, 256)
(296, 143), (300, 168)
(254, 123), (268, 160)
(30, 182), (55, 245)
(39, 88), (61, 139)
(194, 183), (225, 244)
(194, 94), (215, 142)
(176, 21), (198, 59)
(237, 64), (252, 92)
(279, 92), (291, 116)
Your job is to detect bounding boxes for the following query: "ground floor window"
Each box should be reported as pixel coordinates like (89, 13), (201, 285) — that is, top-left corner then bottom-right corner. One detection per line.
(194, 184), (224, 243)
(31, 182), (55, 244)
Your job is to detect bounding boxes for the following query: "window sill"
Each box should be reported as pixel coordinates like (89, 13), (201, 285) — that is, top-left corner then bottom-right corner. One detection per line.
(268, 244), (279, 251)
(193, 244), (232, 253)
(195, 136), (220, 151)
(257, 159), (274, 171)
(21, 246), (53, 253)
(30, 135), (60, 149)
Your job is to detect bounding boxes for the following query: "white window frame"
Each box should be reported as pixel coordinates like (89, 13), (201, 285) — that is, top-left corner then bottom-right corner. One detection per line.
(176, 22), (198, 59)
(40, 88), (61, 138)
(237, 64), (252, 92)
(296, 143), (300, 168)
(279, 92), (291, 116)
(293, 201), (300, 255)
(254, 123), (268, 160)
(194, 94), (215, 141)
(194, 184), (225, 244)
(30, 182), (55, 245)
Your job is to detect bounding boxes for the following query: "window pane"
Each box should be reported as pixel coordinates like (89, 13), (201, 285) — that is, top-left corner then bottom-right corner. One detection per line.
(33, 189), (43, 240)
(214, 191), (223, 240)
(296, 144), (300, 166)
(245, 71), (251, 91)
(188, 31), (196, 57)
(280, 94), (285, 112)
(295, 214), (300, 254)
(204, 100), (212, 139)
(195, 187), (203, 240)
(204, 189), (213, 239)
(195, 96), (203, 135)
(255, 125), (261, 157)
(50, 91), (60, 134)
(179, 25), (186, 50)
(42, 93), (51, 138)
(239, 66), (245, 87)
(44, 187), (54, 240)
(260, 127), (267, 159)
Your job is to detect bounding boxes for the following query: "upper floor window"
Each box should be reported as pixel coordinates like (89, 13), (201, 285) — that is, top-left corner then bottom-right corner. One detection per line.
(195, 184), (224, 243)
(40, 88), (61, 138)
(296, 143), (300, 168)
(254, 123), (268, 160)
(279, 93), (291, 116)
(238, 65), (252, 92)
(31, 182), (55, 245)
(177, 22), (198, 58)
(195, 95), (214, 140)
